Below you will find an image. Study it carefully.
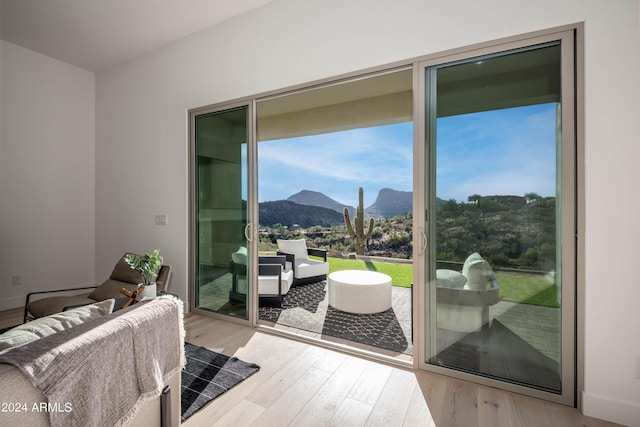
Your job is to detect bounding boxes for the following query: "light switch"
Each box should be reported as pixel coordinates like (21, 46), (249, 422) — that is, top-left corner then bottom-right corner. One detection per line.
(12, 274), (22, 286)
(155, 214), (168, 225)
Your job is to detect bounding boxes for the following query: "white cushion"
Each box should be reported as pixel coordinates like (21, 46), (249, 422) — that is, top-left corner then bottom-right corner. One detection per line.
(462, 252), (494, 290)
(258, 269), (294, 295)
(0, 299), (115, 354)
(281, 270), (294, 293)
(258, 276), (281, 295)
(231, 246), (248, 265)
(236, 277), (248, 294)
(277, 239), (308, 261)
(436, 269), (467, 289)
(295, 258), (330, 279)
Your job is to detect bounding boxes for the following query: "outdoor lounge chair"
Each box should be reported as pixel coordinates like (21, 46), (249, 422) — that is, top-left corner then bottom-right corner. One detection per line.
(228, 249), (294, 306)
(435, 252), (499, 332)
(258, 255), (293, 306)
(23, 253), (172, 323)
(276, 239), (329, 285)
(229, 246), (248, 303)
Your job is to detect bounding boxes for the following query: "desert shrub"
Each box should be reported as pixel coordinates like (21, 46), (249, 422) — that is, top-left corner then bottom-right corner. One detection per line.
(389, 232), (410, 247)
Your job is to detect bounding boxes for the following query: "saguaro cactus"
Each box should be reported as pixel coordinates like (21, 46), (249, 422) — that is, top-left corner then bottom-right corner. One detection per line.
(344, 187), (375, 255)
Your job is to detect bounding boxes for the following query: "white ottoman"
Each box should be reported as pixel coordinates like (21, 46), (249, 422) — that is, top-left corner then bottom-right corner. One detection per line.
(328, 270), (392, 314)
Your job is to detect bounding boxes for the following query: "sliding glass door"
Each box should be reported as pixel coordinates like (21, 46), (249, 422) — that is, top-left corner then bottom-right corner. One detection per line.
(187, 27), (579, 405)
(418, 31), (576, 404)
(191, 104), (252, 320)
(255, 69), (414, 358)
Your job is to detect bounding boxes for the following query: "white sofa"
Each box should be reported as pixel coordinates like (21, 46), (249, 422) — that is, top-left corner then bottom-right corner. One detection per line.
(276, 239), (329, 285)
(0, 296), (183, 427)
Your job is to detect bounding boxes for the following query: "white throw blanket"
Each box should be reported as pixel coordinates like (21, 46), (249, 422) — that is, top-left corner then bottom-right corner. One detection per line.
(0, 295), (184, 427)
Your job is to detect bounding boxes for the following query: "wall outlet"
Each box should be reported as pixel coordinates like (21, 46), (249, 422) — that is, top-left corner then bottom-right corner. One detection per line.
(155, 214), (168, 226)
(636, 356), (640, 379)
(12, 274), (22, 286)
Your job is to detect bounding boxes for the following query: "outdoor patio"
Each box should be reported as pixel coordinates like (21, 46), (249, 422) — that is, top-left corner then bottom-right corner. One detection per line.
(258, 280), (413, 359)
(197, 268), (562, 391)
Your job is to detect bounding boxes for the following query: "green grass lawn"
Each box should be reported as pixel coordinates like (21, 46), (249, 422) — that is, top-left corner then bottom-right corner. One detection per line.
(494, 272), (559, 308)
(327, 257), (414, 288)
(325, 257), (560, 308)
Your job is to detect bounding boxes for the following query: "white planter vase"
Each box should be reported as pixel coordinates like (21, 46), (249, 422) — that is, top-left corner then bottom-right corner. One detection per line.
(139, 283), (157, 299)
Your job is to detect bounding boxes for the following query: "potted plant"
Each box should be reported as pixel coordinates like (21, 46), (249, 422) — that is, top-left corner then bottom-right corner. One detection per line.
(125, 249), (163, 297)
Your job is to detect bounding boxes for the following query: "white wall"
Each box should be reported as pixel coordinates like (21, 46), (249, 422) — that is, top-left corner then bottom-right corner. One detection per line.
(94, 0), (640, 424)
(0, 41), (96, 310)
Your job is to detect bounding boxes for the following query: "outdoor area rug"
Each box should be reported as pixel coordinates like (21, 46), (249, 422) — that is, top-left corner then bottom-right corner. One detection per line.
(259, 281), (412, 354)
(322, 305), (409, 352)
(181, 342), (260, 421)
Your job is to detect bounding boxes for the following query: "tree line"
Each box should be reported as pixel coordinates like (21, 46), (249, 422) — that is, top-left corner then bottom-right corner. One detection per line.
(259, 193), (556, 271)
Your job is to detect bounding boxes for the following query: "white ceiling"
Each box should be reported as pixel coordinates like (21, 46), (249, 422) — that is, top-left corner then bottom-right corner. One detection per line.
(0, 0), (276, 72)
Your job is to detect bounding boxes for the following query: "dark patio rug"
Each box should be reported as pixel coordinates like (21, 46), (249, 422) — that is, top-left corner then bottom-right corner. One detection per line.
(181, 342), (260, 421)
(322, 305), (408, 352)
(258, 281), (410, 354)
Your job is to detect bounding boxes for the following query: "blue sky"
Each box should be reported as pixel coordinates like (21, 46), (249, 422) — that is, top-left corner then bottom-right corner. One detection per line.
(258, 124), (413, 207)
(256, 103), (557, 207)
(436, 103), (558, 202)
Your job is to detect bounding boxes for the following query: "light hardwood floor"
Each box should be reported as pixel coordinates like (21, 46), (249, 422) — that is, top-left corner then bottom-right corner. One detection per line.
(0, 308), (622, 427)
(0, 307), (24, 329)
(181, 313), (621, 427)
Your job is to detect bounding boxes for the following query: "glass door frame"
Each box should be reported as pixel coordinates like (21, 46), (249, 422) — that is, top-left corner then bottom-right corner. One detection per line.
(188, 99), (258, 326)
(413, 28), (577, 406)
(186, 23), (583, 407)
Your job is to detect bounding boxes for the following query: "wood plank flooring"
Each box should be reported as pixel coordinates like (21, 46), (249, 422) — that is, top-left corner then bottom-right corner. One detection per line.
(0, 307), (24, 330)
(181, 313), (621, 427)
(0, 308), (622, 427)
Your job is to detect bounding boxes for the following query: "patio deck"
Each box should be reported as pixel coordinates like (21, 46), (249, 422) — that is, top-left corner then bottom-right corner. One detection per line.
(198, 270), (561, 390)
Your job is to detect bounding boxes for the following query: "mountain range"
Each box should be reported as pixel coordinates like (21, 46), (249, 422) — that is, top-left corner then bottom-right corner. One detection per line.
(287, 190), (354, 215)
(259, 188), (413, 228)
(365, 188), (413, 218)
(259, 200), (344, 228)
(288, 188), (412, 218)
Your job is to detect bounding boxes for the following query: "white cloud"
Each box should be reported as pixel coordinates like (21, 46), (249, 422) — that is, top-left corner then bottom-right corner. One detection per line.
(259, 123), (413, 204)
(258, 104), (558, 205)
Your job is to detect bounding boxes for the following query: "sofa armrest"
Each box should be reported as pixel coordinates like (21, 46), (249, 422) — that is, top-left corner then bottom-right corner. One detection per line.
(129, 370), (181, 427)
(0, 349), (182, 427)
(0, 364), (49, 425)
